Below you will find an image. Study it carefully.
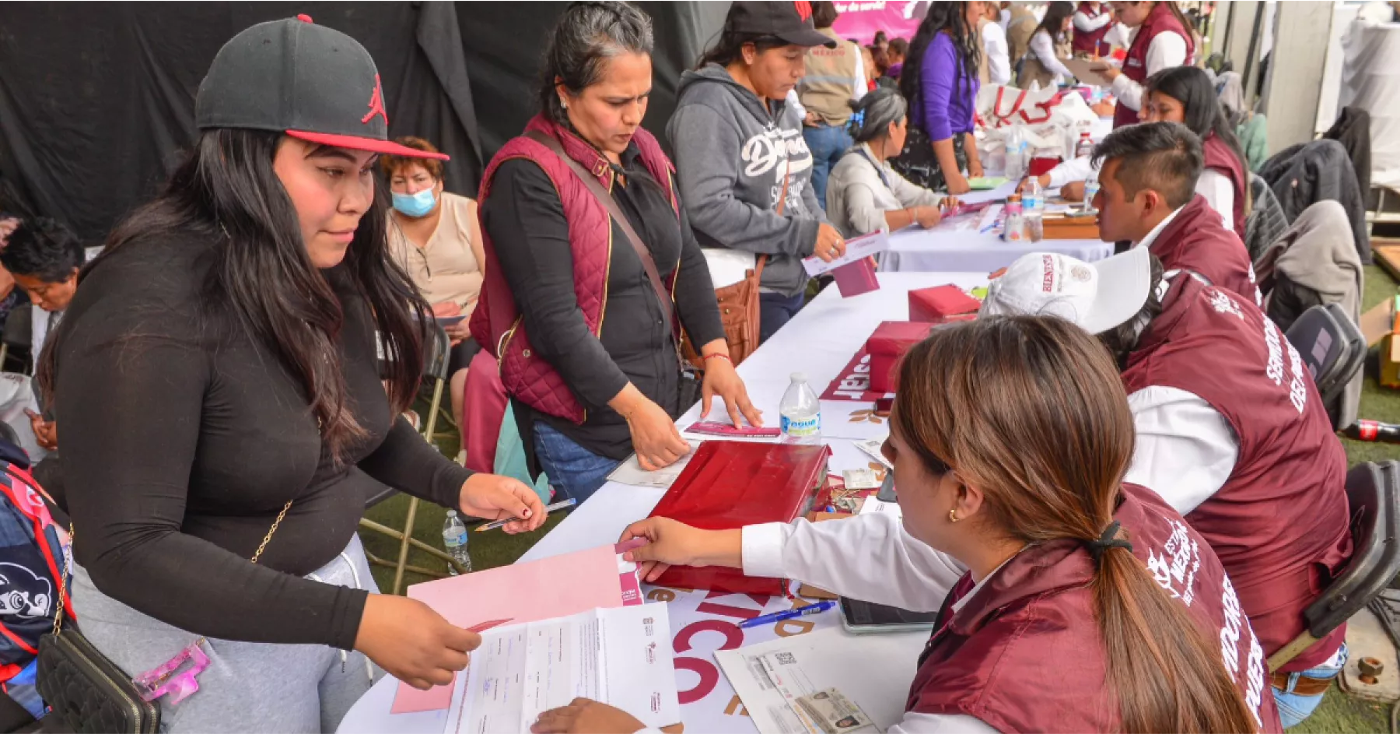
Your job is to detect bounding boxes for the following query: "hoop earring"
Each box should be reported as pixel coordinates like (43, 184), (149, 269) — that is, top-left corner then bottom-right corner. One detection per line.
(948, 509), (959, 523)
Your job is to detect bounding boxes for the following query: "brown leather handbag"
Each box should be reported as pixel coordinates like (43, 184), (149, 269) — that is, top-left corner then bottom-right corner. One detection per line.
(681, 164), (791, 368)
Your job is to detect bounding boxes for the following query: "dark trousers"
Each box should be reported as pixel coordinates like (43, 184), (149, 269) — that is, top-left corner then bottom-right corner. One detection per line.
(759, 291), (806, 344)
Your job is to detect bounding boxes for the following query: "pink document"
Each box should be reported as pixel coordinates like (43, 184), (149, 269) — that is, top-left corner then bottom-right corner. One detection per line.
(392, 544), (631, 713)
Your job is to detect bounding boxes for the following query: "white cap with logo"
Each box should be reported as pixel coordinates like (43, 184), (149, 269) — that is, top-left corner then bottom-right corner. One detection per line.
(978, 247), (1154, 335)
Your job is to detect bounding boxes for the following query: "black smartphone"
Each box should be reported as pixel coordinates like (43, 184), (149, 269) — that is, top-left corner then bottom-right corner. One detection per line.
(839, 597), (938, 634)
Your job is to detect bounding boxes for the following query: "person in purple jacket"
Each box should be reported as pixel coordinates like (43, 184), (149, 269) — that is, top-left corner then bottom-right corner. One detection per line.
(893, 1), (986, 194)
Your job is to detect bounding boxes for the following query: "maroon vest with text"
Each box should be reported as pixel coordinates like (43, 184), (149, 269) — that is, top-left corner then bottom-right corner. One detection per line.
(1121, 275), (1353, 671)
(907, 484), (1282, 733)
(1149, 194), (1260, 305)
(471, 116), (680, 423)
(1114, 1), (1195, 128)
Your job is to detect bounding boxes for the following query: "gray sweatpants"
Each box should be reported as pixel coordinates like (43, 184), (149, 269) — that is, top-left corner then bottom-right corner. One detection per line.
(70, 535), (383, 733)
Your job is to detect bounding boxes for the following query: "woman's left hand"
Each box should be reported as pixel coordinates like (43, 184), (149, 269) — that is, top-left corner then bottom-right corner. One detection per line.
(531, 699), (645, 734)
(701, 356), (763, 429)
(967, 158), (984, 179)
(443, 320), (472, 345)
(458, 473), (547, 534)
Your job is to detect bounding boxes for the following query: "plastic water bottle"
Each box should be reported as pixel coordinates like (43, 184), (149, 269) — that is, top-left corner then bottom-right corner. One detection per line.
(1083, 174), (1101, 214)
(1023, 178), (1045, 241)
(442, 510), (471, 575)
(1074, 131), (1094, 159)
(1005, 126), (1027, 181)
(1003, 194), (1026, 242)
(779, 373), (821, 443)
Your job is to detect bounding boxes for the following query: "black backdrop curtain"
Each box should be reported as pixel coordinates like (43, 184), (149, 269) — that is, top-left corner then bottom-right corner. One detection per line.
(0, 2), (726, 246)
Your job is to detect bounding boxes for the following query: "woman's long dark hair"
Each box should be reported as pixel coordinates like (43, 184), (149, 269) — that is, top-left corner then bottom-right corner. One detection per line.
(38, 129), (429, 462)
(899, 2), (980, 129)
(1145, 66), (1248, 181)
(1035, 2), (1077, 43)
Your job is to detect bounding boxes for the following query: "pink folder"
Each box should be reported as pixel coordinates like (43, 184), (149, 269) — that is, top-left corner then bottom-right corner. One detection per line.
(392, 544), (628, 713)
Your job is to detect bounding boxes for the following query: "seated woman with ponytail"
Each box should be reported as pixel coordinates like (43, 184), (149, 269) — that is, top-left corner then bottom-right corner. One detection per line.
(528, 316), (1281, 735)
(826, 88), (958, 239)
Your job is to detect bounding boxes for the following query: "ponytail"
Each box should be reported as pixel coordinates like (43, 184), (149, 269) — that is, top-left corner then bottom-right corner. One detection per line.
(1094, 540), (1258, 733)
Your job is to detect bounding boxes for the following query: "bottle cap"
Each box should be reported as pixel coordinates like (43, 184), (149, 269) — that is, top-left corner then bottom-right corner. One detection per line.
(447, 510), (458, 517)
(791, 372), (807, 383)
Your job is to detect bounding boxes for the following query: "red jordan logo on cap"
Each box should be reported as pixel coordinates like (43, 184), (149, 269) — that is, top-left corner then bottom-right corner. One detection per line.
(362, 74), (388, 126)
(794, 1), (812, 20)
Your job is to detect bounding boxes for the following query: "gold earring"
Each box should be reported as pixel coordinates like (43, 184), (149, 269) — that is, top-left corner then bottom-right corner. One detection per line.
(948, 509), (959, 523)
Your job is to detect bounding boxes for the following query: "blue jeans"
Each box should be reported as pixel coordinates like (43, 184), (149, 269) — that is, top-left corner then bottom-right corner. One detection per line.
(760, 291), (806, 344)
(532, 422), (622, 505)
(1272, 642), (1348, 727)
(803, 123), (853, 210)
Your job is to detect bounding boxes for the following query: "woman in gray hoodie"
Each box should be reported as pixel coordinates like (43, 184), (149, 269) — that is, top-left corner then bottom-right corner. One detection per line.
(667, 1), (847, 343)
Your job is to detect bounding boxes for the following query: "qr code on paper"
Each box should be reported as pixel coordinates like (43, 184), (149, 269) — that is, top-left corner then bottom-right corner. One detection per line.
(775, 652), (796, 665)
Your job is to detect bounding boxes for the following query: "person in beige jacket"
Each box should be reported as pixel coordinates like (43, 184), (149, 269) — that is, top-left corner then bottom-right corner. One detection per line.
(382, 136), (485, 430)
(826, 88), (957, 238)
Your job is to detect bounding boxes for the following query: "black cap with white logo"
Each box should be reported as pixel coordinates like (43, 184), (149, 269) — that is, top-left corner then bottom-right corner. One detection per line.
(726, 2), (838, 48)
(195, 15), (447, 160)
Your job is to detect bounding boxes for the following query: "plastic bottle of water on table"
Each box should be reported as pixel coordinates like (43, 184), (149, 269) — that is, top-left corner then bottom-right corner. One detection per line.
(779, 372), (821, 444)
(1023, 177), (1045, 241)
(442, 510), (472, 575)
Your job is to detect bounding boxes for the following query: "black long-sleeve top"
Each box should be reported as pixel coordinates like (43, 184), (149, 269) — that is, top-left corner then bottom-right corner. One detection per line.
(52, 232), (473, 651)
(483, 142), (725, 460)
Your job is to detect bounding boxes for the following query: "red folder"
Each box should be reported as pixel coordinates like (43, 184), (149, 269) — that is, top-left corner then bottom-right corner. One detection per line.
(648, 441), (831, 595)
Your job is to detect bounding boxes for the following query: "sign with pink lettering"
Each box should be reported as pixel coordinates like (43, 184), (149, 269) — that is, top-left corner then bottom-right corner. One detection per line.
(830, 1), (928, 46)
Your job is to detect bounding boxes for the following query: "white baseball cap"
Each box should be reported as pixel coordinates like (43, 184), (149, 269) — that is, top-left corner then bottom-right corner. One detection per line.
(979, 247), (1153, 334)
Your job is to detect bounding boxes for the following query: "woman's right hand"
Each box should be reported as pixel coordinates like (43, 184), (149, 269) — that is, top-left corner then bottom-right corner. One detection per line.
(355, 594), (480, 690)
(431, 301), (462, 318)
(619, 518), (740, 583)
(914, 205), (942, 229)
(623, 396), (691, 472)
(813, 223), (847, 263)
(945, 172), (972, 195)
(1059, 180), (1086, 202)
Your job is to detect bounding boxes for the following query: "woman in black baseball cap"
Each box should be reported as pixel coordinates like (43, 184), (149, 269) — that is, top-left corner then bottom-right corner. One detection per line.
(38, 16), (545, 732)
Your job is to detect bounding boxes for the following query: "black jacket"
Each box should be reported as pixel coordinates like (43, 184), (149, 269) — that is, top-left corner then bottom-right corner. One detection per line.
(1259, 138), (1371, 264)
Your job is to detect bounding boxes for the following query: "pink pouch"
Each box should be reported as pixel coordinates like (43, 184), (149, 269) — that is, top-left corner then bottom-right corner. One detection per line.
(463, 349), (508, 473)
(832, 257), (880, 297)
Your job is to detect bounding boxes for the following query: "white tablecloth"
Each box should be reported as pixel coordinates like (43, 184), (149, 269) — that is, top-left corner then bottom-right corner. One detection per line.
(337, 272), (985, 735)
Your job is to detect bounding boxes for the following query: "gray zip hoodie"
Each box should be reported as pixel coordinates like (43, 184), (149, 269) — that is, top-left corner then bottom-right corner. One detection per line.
(667, 64), (828, 297)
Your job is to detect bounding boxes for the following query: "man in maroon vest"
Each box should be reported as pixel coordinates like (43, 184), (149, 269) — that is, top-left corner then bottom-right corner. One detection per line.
(1091, 121), (1261, 305)
(982, 247), (1354, 727)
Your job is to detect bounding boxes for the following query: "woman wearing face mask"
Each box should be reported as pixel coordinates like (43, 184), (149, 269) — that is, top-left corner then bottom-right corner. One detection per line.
(382, 137), (485, 430)
(668, 1), (847, 344)
(42, 17), (547, 732)
(893, 1), (987, 195)
(473, 2), (761, 503)
(826, 88), (957, 238)
(530, 317), (1281, 734)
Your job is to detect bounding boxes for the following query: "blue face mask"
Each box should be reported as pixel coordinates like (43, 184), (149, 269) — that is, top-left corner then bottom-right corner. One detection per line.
(392, 188), (438, 218)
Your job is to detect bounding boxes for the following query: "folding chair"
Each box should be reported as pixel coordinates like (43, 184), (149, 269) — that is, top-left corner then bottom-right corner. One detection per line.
(1284, 304), (1364, 406)
(1268, 461), (1400, 671)
(359, 321), (466, 595)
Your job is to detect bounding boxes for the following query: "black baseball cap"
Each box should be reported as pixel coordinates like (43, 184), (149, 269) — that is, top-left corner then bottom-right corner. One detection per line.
(727, 2), (837, 48)
(195, 15), (447, 161)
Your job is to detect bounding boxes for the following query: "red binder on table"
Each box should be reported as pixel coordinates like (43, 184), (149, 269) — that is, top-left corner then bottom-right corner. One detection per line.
(648, 440), (831, 595)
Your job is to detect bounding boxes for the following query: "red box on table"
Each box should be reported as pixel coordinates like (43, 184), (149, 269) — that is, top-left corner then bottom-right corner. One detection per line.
(649, 441), (831, 596)
(908, 284), (982, 323)
(867, 321), (937, 394)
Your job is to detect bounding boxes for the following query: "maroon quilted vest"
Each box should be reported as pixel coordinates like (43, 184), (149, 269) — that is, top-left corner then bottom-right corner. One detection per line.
(1203, 131), (1248, 237)
(1121, 275), (1353, 672)
(1113, 1), (1195, 128)
(1071, 2), (1111, 56)
(471, 115), (680, 423)
(1149, 194), (1260, 306)
(907, 484), (1282, 733)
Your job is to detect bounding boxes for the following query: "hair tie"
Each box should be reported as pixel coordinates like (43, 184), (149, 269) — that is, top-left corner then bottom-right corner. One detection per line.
(850, 109), (866, 127)
(1087, 520), (1132, 563)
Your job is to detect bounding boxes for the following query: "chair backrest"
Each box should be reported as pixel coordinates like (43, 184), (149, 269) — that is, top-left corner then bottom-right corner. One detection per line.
(422, 321), (452, 382)
(1285, 304), (1348, 398)
(1301, 461), (1400, 636)
(1323, 302), (1366, 398)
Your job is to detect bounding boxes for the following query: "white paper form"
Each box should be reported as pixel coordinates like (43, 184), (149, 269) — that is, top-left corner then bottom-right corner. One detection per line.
(715, 627), (926, 735)
(801, 232), (891, 277)
(445, 605), (679, 734)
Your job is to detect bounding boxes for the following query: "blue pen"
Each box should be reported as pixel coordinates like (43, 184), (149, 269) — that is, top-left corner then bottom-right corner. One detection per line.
(738, 600), (838, 629)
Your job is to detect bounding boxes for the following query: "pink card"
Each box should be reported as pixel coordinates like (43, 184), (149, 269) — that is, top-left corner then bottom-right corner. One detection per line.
(833, 257), (880, 297)
(392, 544), (630, 713)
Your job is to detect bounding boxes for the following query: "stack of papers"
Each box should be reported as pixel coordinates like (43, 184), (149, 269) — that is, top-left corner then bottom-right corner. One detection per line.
(715, 628), (926, 734)
(445, 605), (681, 734)
(607, 444), (697, 488)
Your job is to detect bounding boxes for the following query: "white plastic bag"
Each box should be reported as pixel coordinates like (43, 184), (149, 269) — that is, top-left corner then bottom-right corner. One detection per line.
(977, 84), (1098, 161)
